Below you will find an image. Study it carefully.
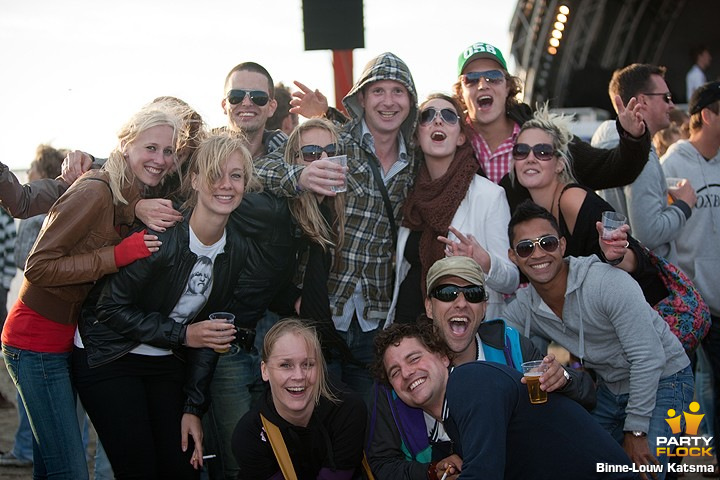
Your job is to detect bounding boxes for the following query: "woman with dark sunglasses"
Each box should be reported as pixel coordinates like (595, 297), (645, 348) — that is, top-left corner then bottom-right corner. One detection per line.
(510, 105), (668, 306)
(387, 93), (519, 326)
(274, 118), (355, 363)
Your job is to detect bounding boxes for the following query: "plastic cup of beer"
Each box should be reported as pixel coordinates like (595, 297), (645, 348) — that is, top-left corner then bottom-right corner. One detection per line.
(327, 155), (348, 193)
(522, 360), (548, 404)
(209, 312), (235, 353)
(601, 211), (626, 241)
(666, 177), (682, 205)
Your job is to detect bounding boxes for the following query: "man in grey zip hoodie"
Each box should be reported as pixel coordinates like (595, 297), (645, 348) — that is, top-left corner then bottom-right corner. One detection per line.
(661, 80), (720, 471)
(502, 201), (691, 480)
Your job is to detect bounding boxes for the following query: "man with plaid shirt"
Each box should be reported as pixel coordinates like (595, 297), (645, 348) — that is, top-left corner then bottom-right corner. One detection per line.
(256, 52), (418, 399)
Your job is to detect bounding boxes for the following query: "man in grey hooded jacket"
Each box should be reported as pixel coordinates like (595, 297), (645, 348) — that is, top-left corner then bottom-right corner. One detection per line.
(502, 201), (691, 480)
(256, 52), (419, 398)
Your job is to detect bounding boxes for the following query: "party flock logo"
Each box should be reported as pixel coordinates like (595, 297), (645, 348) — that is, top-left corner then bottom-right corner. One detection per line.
(657, 401), (713, 458)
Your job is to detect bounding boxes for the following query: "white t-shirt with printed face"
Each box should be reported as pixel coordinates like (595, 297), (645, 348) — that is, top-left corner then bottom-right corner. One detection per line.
(132, 226), (227, 356)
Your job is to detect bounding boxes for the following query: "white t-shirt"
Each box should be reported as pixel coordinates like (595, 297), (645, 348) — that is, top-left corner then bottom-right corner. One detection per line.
(131, 226), (226, 356)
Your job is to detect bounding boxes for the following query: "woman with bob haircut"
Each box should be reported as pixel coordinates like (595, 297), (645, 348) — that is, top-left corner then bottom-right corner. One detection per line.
(1, 103), (182, 480)
(74, 132), (261, 479)
(232, 318), (366, 479)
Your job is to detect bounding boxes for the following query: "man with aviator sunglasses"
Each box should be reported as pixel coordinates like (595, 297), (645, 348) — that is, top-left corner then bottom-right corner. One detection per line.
(366, 256), (595, 479)
(453, 41), (652, 212)
(503, 201), (692, 480)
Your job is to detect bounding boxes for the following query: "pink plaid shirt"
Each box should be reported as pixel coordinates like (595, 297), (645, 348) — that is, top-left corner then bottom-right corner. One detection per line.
(468, 120), (521, 184)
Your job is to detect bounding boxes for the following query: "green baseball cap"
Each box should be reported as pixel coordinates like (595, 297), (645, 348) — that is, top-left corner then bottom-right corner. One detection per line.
(457, 42), (508, 75)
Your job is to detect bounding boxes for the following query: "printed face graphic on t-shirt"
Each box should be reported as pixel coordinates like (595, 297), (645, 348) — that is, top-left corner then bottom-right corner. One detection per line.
(188, 259), (212, 295)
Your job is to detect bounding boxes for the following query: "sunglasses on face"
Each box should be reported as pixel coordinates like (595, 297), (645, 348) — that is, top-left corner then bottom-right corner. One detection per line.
(512, 143), (557, 161)
(430, 284), (487, 304)
(298, 144), (338, 162)
(226, 89), (270, 106)
(419, 107), (460, 126)
(514, 235), (560, 258)
(461, 70), (505, 87)
(642, 92), (673, 104)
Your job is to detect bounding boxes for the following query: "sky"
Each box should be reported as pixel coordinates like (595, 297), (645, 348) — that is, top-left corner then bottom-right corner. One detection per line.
(0, 0), (516, 171)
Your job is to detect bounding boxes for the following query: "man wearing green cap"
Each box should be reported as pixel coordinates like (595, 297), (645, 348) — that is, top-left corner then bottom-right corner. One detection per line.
(453, 41), (653, 211)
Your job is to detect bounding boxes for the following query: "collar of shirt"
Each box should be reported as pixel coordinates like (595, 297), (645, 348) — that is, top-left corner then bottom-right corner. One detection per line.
(361, 119), (409, 165)
(468, 119), (520, 184)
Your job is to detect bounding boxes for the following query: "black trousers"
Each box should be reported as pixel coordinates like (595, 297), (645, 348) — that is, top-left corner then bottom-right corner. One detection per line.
(73, 348), (198, 480)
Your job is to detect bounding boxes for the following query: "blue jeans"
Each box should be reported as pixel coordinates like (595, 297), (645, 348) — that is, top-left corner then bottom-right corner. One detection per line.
(203, 344), (263, 480)
(592, 364), (694, 480)
(2, 344), (88, 480)
(12, 391), (33, 462)
(326, 317), (380, 406)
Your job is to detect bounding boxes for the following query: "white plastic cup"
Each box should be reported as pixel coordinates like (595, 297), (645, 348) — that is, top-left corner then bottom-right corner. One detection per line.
(327, 155), (347, 193)
(601, 211), (627, 241)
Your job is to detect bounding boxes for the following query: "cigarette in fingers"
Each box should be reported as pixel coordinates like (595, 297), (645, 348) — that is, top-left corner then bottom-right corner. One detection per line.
(440, 468), (450, 480)
(202, 454), (217, 459)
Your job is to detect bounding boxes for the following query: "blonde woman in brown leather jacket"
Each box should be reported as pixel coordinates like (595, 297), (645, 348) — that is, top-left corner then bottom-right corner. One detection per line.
(0, 103), (222, 480)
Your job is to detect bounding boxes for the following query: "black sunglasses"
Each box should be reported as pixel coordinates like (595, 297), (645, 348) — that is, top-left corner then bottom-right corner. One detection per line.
(226, 89), (270, 107)
(430, 284), (487, 304)
(461, 70), (505, 87)
(514, 235), (560, 258)
(512, 143), (557, 161)
(299, 144), (338, 162)
(642, 92), (673, 104)
(419, 107), (460, 126)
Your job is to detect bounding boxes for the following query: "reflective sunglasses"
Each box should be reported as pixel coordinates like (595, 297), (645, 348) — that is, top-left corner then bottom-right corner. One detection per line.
(226, 89), (270, 106)
(514, 235), (560, 258)
(512, 143), (557, 161)
(642, 92), (673, 104)
(299, 144), (338, 162)
(419, 107), (460, 125)
(461, 70), (505, 87)
(430, 284), (487, 304)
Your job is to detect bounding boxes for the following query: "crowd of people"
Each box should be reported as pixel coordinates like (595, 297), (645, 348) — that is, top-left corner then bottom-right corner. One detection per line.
(0, 39), (718, 480)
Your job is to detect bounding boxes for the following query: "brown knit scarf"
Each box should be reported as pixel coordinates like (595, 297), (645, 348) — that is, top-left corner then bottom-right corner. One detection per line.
(402, 143), (479, 296)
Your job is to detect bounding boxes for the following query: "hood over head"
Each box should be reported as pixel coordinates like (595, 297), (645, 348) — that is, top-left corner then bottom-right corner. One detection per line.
(342, 52), (419, 141)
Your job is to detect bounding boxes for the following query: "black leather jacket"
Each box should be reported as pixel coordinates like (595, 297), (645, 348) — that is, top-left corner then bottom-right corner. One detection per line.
(80, 214), (254, 417)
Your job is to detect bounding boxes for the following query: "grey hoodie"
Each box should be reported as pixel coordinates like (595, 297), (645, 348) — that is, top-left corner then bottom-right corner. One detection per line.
(661, 140), (720, 315)
(503, 255), (689, 433)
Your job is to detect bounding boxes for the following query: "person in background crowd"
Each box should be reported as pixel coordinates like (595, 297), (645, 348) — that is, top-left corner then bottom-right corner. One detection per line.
(686, 45), (712, 103)
(232, 318), (366, 479)
(662, 81), (720, 475)
(267, 82), (299, 136)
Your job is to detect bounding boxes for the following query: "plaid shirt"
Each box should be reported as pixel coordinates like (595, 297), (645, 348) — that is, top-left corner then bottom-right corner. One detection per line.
(256, 52), (418, 330)
(468, 120), (520, 184)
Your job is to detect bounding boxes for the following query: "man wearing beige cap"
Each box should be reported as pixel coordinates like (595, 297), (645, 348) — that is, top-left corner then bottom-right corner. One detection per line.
(366, 256), (594, 479)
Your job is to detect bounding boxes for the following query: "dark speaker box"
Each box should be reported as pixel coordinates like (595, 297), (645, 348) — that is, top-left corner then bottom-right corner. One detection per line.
(303, 0), (364, 51)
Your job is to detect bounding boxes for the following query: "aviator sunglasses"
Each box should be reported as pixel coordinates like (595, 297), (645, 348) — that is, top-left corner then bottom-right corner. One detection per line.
(514, 235), (560, 258)
(419, 107), (460, 126)
(226, 89), (270, 107)
(460, 69), (505, 87)
(430, 284), (487, 304)
(512, 143), (558, 161)
(299, 144), (338, 162)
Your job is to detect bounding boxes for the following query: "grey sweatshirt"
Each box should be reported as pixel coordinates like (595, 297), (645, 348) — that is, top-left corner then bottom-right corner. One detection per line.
(503, 255), (689, 433)
(661, 140), (720, 315)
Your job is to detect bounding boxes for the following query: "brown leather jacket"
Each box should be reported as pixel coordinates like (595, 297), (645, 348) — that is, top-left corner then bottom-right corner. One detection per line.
(20, 170), (139, 324)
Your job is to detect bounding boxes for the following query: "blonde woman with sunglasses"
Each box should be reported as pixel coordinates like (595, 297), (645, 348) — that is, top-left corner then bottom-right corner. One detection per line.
(510, 105), (668, 306)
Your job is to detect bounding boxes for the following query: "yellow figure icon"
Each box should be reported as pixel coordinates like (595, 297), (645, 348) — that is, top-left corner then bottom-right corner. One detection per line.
(683, 402), (704, 436)
(665, 408), (683, 435)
